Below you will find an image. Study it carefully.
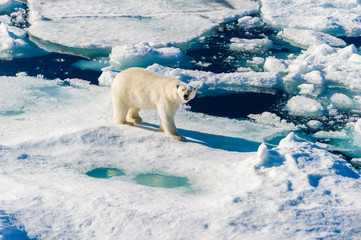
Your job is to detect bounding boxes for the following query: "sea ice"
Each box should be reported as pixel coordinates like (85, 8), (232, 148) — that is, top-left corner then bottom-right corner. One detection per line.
(307, 120), (323, 130)
(0, 0), (20, 13)
(286, 95), (325, 117)
(263, 57), (287, 73)
(330, 93), (354, 111)
(0, 21), (46, 59)
(109, 43), (185, 70)
(99, 64), (281, 91)
(277, 28), (346, 48)
(312, 130), (348, 139)
(229, 37), (273, 53)
(303, 70), (325, 85)
(267, 44), (361, 90)
(26, 0), (259, 52)
(248, 112), (297, 130)
(0, 22), (27, 55)
(261, 0), (361, 37)
(355, 119), (361, 134)
(237, 16), (263, 28)
(298, 84), (316, 96)
(1, 74), (361, 239)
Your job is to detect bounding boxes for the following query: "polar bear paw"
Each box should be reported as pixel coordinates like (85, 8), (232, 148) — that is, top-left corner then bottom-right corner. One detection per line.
(129, 116), (143, 125)
(171, 135), (186, 142)
(113, 118), (134, 126)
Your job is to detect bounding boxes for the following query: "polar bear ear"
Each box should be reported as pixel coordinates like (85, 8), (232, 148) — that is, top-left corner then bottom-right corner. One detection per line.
(176, 84), (180, 89)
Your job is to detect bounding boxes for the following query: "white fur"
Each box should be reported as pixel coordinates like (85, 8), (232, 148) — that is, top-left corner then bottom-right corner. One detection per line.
(111, 67), (197, 141)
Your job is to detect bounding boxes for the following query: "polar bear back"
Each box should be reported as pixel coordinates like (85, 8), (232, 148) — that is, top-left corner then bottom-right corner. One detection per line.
(111, 67), (183, 109)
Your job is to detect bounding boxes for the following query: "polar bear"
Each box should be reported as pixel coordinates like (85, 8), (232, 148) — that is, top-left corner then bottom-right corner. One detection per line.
(111, 67), (197, 141)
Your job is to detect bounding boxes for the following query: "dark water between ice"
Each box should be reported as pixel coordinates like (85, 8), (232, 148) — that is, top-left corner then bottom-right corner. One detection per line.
(0, 53), (101, 85)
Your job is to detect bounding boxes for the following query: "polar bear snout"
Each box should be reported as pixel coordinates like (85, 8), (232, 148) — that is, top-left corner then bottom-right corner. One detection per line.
(177, 85), (197, 103)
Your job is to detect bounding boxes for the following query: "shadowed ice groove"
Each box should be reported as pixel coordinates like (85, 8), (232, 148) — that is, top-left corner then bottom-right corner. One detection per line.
(308, 174), (323, 187)
(0, 210), (32, 240)
(332, 162), (360, 179)
(137, 122), (261, 152)
(86, 168), (125, 179)
(134, 173), (190, 189)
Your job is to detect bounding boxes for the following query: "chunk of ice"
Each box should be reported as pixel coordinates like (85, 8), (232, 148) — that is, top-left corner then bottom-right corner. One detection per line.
(330, 93), (354, 111)
(229, 37), (273, 53)
(109, 43), (185, 70)
(264, 57), (287, 73)
(303, 71), (325, 85)
(286, 95), (325, 117)
(237, 16), (263, 28)
(307, 120), (323, 130)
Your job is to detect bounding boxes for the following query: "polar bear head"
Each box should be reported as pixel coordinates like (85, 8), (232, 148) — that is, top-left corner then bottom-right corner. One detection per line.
(177, 84), (197, 103)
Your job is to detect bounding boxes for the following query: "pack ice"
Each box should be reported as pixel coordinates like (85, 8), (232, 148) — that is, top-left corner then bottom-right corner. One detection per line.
(1, 0), (361, 239)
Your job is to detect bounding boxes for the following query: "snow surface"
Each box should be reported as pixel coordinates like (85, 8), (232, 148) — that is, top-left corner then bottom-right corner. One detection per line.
(26, 0), (259, 50)
(261, 0), (361, 37)
(1, 75), (361, 239)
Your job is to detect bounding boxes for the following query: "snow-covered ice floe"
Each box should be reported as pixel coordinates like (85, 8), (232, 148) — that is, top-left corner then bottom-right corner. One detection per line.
(26, 0), (259, 51)
(261, 0), (361, 37)
(1, 74), (361, 239)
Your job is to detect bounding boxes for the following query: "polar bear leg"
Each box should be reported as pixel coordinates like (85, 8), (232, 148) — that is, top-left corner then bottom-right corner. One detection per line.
(112, 98), (134, 126)
(157, 108), (186, 141)
(127, 107), (143, 125)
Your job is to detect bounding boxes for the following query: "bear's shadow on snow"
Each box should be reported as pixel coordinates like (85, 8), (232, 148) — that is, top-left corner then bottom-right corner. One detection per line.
(136, 122), (261, 152)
